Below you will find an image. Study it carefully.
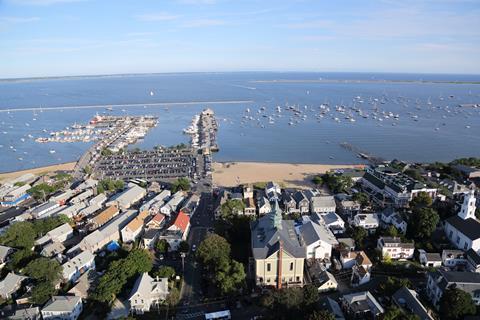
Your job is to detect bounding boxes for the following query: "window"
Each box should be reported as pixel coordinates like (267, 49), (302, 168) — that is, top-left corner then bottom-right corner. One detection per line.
(266, 278), (270, 283)
(449, 231), (453, 238)
(296, 276), (300, 282)
(267, 263), (271, 272)
(457, 236), (460, 244)
(464, 242), (468, 250)
(290, 262), (294, 271)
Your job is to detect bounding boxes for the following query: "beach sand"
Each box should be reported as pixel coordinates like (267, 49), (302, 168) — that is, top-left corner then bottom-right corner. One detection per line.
(213, 162), (365, 188)
(0, 162), (76, 182)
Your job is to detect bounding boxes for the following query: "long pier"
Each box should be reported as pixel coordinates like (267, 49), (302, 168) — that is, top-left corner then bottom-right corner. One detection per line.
(0, 100), (254, 113)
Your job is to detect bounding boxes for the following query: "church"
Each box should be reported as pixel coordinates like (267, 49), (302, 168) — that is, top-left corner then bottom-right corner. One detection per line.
(444, 189), (480, 252)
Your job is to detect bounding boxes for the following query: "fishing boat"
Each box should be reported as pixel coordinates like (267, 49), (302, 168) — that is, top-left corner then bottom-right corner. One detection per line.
(49, 150), (56, 154)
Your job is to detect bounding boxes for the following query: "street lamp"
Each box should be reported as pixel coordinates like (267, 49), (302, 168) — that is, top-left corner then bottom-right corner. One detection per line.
(180, 252), (186, 273)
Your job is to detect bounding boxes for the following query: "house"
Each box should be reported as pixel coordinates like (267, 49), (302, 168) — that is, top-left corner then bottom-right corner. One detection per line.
(41, 242), (66, 257)
(91, 206), (119, 229)
(350, 251), (373, 287)
(444, 190), (480, 252)
(427, 269), (480, 308)
(88, 193), (107, 207)
(336, 196), (361, 219)
(418, 250), (442, 268)
(244, 197), (256, 216)
(311, 196), (336, 214)
(143, 229), (160, 250)
(0, 245), (13, 265)
(377, 237), (414, 260)
(0, 273), (28, 299)
(319, 212), (345, 234)
(160, 191), (185, 216)
(380, 208), (408, 234)
(467, 248), (480, 273)
(121, 210), (150, 243)
(351, 213), (379, 233)
(69, 189), (93, 204)
(298, 216), (338, 260)
(30, 202), (60, 219)
(251, 200), (306, 288)
(49, 189), (77, 205)
(293, 191), (309, 214)
(265, 181), (281, 201)
(392, 287), (433, 320)
(35, 223), (73, 246)
(140, 190), (171, 213)
(452, 164), (480, 179)
(68, 210), (137, 254)
(179, 194), (200, 217)
(41, 296), (83, 320)
(362, 165), (437, 208)
(341, 291), (384, 319)
(316, 270), (338, 292)
(0, 184), (31, 207)
(319, 297), (345, 320)
(8, 306), (41, 320)
(160, 211), (191, 251)
(105, 184), (146, 210)
(257, 196), (271, 215)
(55, 202), (87, 218)
(442, 249), (467, 268)
(340, 251), (371, 270)
(145, 213), (165, 229)
(242, 184), (254, 199)
(62, 250), (95, 283)
(282, 191), (297, 214)
(68, 270), (97, 299)
(129, 273), (169, 314)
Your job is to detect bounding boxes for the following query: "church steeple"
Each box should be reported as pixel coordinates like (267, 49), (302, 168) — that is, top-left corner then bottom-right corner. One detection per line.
(268, 199), (283, 230)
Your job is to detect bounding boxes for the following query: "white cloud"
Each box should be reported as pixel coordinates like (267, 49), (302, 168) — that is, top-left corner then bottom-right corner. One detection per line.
(0, 16), (40, 23)
(176, 0), (218, 4)
(7, 0), (86, 5)
(182, 19), (225, 27)
(135, 12), (180, 22)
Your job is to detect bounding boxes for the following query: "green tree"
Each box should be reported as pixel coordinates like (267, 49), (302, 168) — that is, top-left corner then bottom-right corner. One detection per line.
(410, 191), (432, 208)
(83, 165), (93, 175)
(303, 284), (319, 307)
(0, 221), (36, 249)
(33, 215), (71, 238)
(153, 266), (175, 279)
(30, 281), (55, 305)
(440, 288), (476, 320)
(196, 234), (231, 267)
(383, 307), (420, 320)
(215, 259), (246, 295)
(407, 207), (439, 240)
(312, 176), (323, 186)
(384, 225), (399, 237)
(171, 177), (190, 193)
(178, 241), (189, 253)
(350, 226), (367, 248)
(166, 287), (180, 307)
(308, 310), (336, 320)
(24, 258), (62, 283)
(155, 239), (169, 254)
(321, 173), (353, 193)
(352, 192), (369, 208)
(220, 199), (246, 219)
(7, 248), (35, 270)
(379, 277), (412, 296)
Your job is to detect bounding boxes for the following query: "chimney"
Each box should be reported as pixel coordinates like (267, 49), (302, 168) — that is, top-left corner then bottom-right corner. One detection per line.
(277, 240), (283, 289)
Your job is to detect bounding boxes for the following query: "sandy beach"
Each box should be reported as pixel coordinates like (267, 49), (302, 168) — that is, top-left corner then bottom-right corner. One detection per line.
(213, 162), (365, 188)
(0, 162), (76, 182)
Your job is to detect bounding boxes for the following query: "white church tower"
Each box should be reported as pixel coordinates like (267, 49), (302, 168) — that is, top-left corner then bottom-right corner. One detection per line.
(458, 189), (477, 220)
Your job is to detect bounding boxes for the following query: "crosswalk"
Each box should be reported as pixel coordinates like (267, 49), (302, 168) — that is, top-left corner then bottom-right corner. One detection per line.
(175, 311), (205, 320)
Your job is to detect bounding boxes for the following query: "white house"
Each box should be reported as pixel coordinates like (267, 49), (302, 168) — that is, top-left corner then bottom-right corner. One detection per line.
(0, 272), (27, 299)
(380, 208), (408, 234)
(340, 251), (371, 270)
(257, 196), (271, 215)
(444, 190), (480, 252)
(41, 296), (83, 320)
(310, 196), (336, 214)
(0, 245), (13, 265)
(35, 223), (73, 246)
(418, 250), (442, 268)
(351, 213), (379, 233)
(265, 181), (281, 201)
(377, 237), (414, 260)
(129, 273), (169, 314)
(106, 184), (146, 210)
(317, 271), (338, 292)
(160, 192), (185, 216)
(298, 216), (338, 260)
(159, 211), (191, 251)
(442, 249), (467, 268)
(121, 210), (150, 243)
(62, 250), (96, 283)
(318, 212), (345, 234)
(427, 269), (480, 308)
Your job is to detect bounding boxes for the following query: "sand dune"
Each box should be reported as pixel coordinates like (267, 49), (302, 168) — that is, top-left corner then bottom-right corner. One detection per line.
(0, 162), (76, 181)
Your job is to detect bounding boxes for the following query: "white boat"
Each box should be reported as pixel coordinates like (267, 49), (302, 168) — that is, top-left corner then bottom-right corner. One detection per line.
(150, 91), (154, 96)
(49, 150), (56, 154)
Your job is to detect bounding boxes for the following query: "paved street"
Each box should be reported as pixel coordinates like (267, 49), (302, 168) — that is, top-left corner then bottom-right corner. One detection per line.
(181, 192), (214, 306)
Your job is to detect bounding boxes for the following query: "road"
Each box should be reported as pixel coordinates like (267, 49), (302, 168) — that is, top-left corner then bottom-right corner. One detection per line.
(180, 191), (214, 314)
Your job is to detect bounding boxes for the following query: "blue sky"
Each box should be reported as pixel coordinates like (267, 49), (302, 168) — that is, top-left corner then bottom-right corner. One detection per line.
(1, 0), (479, 78)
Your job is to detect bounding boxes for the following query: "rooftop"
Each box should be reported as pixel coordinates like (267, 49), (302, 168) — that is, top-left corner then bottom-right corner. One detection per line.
(42, 296), (81, 313)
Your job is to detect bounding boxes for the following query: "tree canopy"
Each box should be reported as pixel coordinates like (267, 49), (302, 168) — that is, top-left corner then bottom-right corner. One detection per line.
(171, 177), (190, 193)
(350, 226), (367, 248)
(352, 192), (369, 208)
(321, 173), (353, 193)
(24, 257), (62, 283)
(407, 207), (439, 240)
(153, 266), (175, 279)
(30, 281), (55, 305)
(410, 191), (433, 208)
(97, 179), (124, 194)
(440, 288), (476, 320)
(178, 241), (189, 253)
(155, 239), (169, 254)
(196, 234), (231, 266)
(220, 199), (246, 219)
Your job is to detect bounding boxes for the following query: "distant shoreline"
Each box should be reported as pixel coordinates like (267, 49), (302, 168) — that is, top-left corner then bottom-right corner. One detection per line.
(251, 79), (480, 85)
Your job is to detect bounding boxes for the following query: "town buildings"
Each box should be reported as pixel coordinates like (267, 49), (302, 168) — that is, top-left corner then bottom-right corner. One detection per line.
(41, 296), (83, 320)
(129, 273), (169, 314)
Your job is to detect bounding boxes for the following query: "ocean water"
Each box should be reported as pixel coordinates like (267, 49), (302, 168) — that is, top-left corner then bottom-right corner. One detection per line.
(0, 72), (479, 173)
